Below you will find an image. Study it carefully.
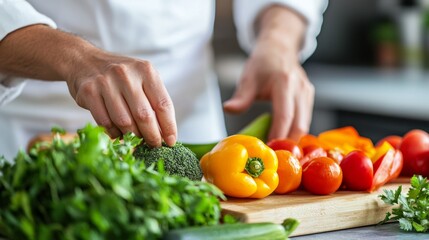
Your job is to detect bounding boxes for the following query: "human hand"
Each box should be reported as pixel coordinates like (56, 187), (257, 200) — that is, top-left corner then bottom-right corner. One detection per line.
(223, 5), (313, 142)
(0, 25), (176, 147)
(66, 50), (177, 147)
(223, 42), (314, 142)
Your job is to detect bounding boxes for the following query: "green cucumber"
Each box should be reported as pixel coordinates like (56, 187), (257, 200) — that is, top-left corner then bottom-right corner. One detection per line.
(183, 113), (272, 159)
(163, 218), (299, 240)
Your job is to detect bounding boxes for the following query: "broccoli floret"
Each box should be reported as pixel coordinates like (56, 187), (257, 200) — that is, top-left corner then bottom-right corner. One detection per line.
(133, 142), (203, 181)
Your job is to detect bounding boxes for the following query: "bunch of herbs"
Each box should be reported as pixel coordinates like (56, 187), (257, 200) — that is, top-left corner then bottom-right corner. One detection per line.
(0, 125), (224, 240)
(379, 175), (429, 232)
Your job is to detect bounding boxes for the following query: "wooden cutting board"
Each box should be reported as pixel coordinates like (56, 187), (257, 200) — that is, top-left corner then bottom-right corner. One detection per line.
(221, 179), (410, 237)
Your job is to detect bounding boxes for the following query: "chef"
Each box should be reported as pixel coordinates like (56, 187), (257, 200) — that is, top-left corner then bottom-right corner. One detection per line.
(0, 0), (328, 160)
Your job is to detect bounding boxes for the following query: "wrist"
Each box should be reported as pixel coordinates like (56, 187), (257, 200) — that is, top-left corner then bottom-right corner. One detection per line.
(0, 24), (101, 81)
(55, 34), (102, 81)
(255, 5), (306, 55)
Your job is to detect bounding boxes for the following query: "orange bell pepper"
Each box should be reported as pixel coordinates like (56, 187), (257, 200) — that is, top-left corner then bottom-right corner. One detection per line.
(200, 135), (279, 199)
(317, 126), (375, 157)
(298, 134), (322, 150)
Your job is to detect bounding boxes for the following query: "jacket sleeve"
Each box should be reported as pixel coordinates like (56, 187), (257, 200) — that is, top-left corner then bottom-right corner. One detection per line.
(0, 0), (57, 106)
(233, 0), (328, 62)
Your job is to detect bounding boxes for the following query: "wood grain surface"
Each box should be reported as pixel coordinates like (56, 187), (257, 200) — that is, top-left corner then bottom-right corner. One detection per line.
(221, 178), (411, 237)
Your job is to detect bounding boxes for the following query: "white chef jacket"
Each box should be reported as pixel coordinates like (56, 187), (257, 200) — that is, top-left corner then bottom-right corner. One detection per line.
(0, 0), (328, 160)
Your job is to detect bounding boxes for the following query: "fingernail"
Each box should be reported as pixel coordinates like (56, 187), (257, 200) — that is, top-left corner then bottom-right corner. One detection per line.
(223, 100), (234, 108)
(165, 135), (176, 147)
(224, 99), (234, 104)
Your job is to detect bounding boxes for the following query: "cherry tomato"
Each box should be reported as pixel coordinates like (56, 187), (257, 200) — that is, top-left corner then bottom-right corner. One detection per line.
(376, 135), (402, 149)
(302, 157), (343, 195)
(371, 149), (395, 192)
(274, 150), (302, 194)
(267, 139), (303, 159)
(411, 150), (429, 177)
(399, 129), (429, 176)
(301, 145), (321, 156)
(340, 150), (373, 191)
(372, 141), (403, 182)
(300, 146), (327, 167)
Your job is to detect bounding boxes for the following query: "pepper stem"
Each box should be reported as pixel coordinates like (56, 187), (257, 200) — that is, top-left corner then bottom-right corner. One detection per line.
(245, 157), (265, 178)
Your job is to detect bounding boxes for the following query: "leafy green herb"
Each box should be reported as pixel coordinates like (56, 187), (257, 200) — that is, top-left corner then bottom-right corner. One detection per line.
(379, 175), (429, 232)
(0, 124), (225, 240)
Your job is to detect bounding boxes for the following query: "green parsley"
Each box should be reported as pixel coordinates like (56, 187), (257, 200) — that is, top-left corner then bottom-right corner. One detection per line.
(0, 124), (225, 240)
(379, 175), (429, 232)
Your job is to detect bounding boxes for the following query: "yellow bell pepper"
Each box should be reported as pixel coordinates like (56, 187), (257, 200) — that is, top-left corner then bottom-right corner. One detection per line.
(371, 141), (394, 163)
(200, 135), (279, 199)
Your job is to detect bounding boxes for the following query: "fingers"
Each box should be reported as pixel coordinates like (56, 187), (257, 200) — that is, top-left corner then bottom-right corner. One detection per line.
(223, 72), (257, 113)
(111, 63), (161, 147)
(73, 60), (177, 147)
(287, 73), (315, 142)
(268, 74), (294, 141)
(126, 92), (163, 147)
(130, 62), (177, 147)
(142, 74), (177, 147)
(103, 91), (140, 137)
(269, 71), (314, 142)
(74, 79), (122, 139)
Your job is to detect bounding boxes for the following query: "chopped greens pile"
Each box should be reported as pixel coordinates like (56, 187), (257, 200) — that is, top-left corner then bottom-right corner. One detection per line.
(0, 124), (224, 240)
(379, 175), (429, 232)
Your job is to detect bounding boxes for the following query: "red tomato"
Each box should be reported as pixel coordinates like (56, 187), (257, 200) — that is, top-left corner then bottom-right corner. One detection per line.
(376, 135), (402, 149)
(300, 146), (327, 167)
(411, 150), (429, 177)
(340, 150), (373, 191)
(371, 149), (395, 192)
(302, 157), (343, 195)
(267, 139), (303, 159)
(399, 129), (429, 176)
(302, 145), (322, 156)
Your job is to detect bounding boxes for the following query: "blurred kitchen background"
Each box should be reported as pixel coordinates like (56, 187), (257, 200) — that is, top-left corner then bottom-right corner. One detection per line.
(213, 0), (429, 143)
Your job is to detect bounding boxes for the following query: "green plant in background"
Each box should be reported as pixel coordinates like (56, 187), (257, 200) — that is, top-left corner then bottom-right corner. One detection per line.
(0, 124), (224, 240)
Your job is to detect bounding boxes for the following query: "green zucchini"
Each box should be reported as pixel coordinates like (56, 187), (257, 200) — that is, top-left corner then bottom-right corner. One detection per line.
(163, 218), (299, 240)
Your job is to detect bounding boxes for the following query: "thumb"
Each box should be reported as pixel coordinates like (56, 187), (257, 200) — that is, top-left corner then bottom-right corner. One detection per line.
(223, 77), (257, 113)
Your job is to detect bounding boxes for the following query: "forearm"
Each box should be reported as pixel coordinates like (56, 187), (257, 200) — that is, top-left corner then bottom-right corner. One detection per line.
(0, 24), (95, 81)
(0, 24), (177, 146)
(255, 5), (307, 55)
